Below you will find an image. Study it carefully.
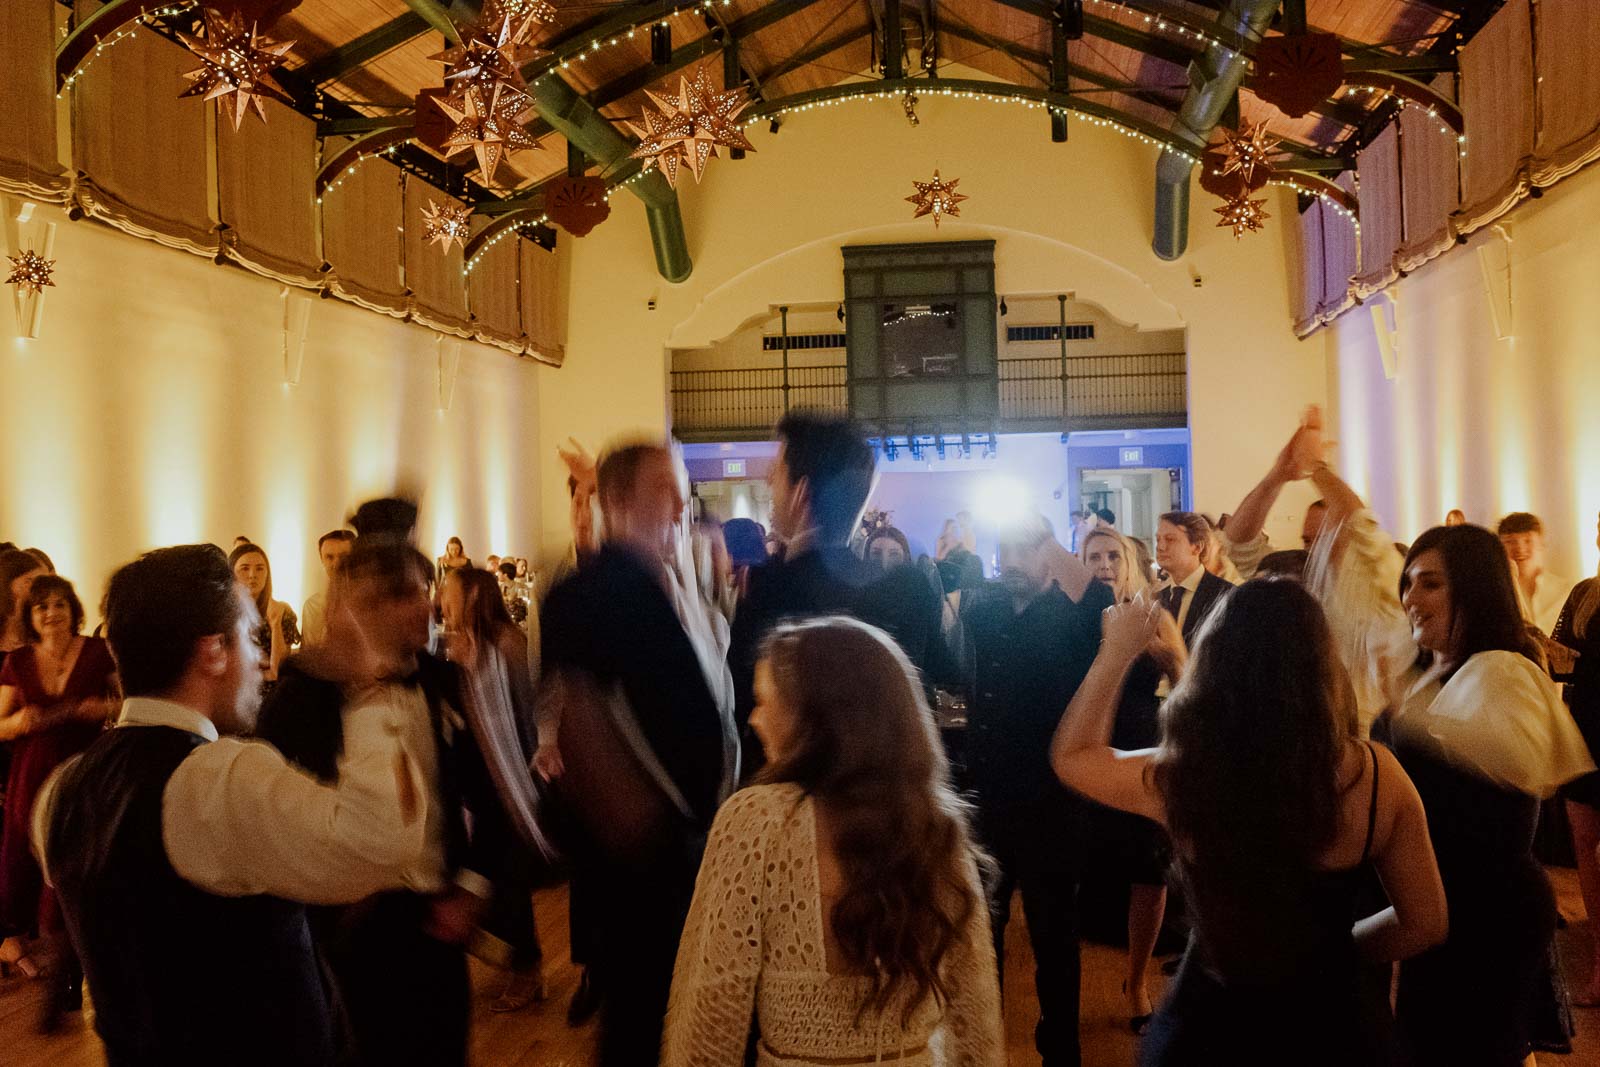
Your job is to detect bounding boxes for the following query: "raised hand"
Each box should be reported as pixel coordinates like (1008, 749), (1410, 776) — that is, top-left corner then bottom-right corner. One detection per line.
(1101, 593), (1163, 665)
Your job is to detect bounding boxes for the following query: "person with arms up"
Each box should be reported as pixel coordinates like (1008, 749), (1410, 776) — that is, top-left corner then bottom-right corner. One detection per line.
(1052, 582), (1449, 1066)
(301, 529), (354, 646)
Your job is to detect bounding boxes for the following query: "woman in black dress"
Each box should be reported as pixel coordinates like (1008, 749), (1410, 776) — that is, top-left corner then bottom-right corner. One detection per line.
(1079, 527), (1184, 1031)
(1553, 512), (1600, 1003)
(1052, 580), (1448, 1066)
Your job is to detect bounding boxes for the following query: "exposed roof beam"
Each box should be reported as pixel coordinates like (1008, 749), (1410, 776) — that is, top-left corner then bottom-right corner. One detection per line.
(301, 13), (429, 86)
(400, 0), (482, 45)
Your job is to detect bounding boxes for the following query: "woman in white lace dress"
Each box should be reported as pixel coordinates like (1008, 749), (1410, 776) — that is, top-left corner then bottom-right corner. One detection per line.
(662, 616), (1005, 1067)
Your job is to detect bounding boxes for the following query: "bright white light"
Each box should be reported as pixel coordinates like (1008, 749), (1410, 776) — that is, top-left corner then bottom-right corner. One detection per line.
(975, 475), (1031, 527)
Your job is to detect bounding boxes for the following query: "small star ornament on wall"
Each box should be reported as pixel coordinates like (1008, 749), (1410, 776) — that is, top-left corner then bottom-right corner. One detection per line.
(906, 170), (967, 226)
(1214, 194), (1271, 239)
(5, 250), (56, 296)
(177, 8), (296, 129)
(421, 200), (473, 252)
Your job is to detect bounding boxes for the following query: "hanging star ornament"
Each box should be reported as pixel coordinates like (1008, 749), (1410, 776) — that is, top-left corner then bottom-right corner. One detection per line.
(436, 82), (540, 179)
(1218, 120), (1280, 186)
(906, 170), (968, 226)
(1214, 193), (1271, 239)
(5, 250), (56, 296)
(483, 0), (556, 23)
(431, 11), (544, 104)
(421, 200), (473, 252)
(177, 8), (296, 130)
(627, 68), (755, 187)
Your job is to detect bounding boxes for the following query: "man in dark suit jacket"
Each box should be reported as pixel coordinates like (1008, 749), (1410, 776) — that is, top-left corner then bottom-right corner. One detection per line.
(727, 412), (934, 771)
(540, 441), (734, 1067)
(1155, 511), (1234, 644)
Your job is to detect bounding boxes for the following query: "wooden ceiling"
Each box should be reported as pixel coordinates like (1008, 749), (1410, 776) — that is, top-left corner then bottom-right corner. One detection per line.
(264, 0), (1501, 201)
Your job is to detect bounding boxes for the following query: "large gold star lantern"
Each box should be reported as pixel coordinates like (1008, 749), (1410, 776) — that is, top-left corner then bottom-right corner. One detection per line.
(906, 170), (968, 227)
(177, 8), (296, 130)
(628, 68), (755, 188)
(437, 82), (540, 180)
(1214, 193), (1271, 239)
(1218, 120), (1279, 186)
(421, 200), (473, 252)
(431, 11), (544, 104)
(5, 250), (56, 296)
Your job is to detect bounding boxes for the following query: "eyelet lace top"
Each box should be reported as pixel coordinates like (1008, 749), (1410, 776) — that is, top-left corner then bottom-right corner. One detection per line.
(662, 783), (1005, 1067)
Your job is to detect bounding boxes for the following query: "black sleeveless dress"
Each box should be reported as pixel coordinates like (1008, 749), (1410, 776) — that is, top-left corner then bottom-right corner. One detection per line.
(1140, 743), (1392, 1066)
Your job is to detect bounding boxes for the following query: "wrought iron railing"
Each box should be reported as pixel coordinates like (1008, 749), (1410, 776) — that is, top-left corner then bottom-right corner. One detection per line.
(669, 351), (1186, 436)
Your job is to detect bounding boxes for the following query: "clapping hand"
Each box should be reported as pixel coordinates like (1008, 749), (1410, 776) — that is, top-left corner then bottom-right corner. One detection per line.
(1101, 593), (1163, 665)
(1273, 405), (1328, 481)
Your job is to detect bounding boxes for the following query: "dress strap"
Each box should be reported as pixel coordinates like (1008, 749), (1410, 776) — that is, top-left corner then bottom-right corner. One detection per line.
(1359, 741), (1380, 865)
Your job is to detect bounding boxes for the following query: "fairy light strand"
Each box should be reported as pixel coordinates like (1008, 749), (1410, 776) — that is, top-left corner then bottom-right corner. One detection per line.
(56, 4), (197, 97)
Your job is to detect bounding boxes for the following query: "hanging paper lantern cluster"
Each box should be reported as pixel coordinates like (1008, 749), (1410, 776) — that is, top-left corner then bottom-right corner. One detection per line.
(426, 7), (550, 181)
(1254, 33), (1345, 120)
(628, 68), (755, 188)
(177, 8), (296, 130)
(1207, 121), (1280, 240)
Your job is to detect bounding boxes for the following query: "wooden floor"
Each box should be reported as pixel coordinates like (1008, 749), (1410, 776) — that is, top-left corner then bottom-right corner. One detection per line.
(5, 870), (1598, 1066)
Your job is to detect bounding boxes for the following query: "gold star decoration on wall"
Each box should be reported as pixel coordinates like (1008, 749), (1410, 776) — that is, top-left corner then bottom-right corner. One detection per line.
(177, 8), (296, 130)
(421, 200), (473, 252)
(627, 68), (755, 188)
(1218, 120), (1279, 186)
(906, 170), (967, 226)
(1214, 194), (1271, 239)
(5, 250), (56, 295)
(437, 82), (540, 180)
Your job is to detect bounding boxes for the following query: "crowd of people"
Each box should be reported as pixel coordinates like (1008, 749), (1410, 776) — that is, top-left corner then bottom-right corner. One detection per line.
(0, 405), (1596, 1067)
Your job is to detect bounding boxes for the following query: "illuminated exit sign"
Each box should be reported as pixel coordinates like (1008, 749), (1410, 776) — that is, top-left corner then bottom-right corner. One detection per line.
(723, 459), (747, 478)
(1119, 447), (1144, 466)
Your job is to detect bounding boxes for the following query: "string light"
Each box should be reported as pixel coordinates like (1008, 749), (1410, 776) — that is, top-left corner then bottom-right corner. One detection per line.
(1082, 0), (1245, 59)
(528, 0), (733, 87)
(1268, 177), (1361, 236)
(315, 145), (403, 205)
(741, 85), (1201, 165)
(56, 4), (197, 98)
(1340, 85), (1467, 156)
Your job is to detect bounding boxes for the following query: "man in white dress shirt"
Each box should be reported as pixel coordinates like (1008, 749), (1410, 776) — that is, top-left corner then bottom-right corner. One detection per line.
(1155, 512), (1233, 645)
(33, 544), (434, 1067)
(300, 528), (354, 645)
(1499, 512), (1569, 635)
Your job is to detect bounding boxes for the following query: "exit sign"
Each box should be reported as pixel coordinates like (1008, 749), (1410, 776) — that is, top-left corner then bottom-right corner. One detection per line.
(723, 459), (747, 478)
(1119, 447), (1144, 466)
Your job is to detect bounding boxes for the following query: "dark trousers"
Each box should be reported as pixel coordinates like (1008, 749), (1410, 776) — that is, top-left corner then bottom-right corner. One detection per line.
(981, 802), (1083, 1067)
(591, 838), (702, 1067)
(483, 848), (543, 973)
(320, 893), (470, 1067)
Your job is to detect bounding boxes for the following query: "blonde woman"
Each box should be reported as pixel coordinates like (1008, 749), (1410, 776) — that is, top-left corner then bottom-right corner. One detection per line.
(1079, 526), (1186, 1032)
(663, 617), (1003, 1067)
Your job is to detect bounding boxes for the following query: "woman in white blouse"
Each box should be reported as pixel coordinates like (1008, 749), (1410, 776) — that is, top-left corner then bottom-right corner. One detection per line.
(662, 616), (1004, 1067)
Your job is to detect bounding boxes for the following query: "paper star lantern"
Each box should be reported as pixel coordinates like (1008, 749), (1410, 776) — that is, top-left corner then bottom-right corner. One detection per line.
(1214, 194), (1271, 239)
(906, 170), (968, 226)
(431, 12), (542, 104)
(177, 8), (295, 130)
(5, 250), (55, 296)
(627, 68), (754, 187)
(1218, 120), (1279, 186)
(421, 200), (472, 252)
(436, 82), (540, 180)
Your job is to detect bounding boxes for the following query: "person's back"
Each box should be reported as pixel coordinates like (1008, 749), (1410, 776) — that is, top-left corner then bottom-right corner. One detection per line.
(46, 725), (329, 1067)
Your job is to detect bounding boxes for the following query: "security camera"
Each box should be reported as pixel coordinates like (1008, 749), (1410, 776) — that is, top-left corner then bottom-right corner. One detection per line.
(647, 298), (657, 312)
(1191, 274), (1203, 288)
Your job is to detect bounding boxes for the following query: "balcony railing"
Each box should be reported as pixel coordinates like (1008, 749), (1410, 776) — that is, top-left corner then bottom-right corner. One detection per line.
(669, 351), (1186, 438)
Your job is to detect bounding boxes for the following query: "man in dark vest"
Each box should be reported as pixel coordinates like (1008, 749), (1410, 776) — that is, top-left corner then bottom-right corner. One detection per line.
(33, 544), (430, 1067)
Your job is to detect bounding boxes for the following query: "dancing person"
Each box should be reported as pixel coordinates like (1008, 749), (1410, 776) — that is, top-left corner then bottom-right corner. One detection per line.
(1079, 526), (1186, 1032)
(957, 514), (1108, 1067)
(439, 566), (547, 1012)
(228, 543), (298, 687)
(33, 543), (445, 1067)
(1498, 512), (1568, 635)
(662, 616), (1005, 1067)
(1212, 409), (1330, 581)
(1553, 511), (1600, 1003)
(1291, 439), (1593, 1065)
(0, 576), (117, 1025)
(256, 500), (518, 1067)
(438, 536), (472, 580)
(728, 413), (930, 770)
(301, 529), (355, 646)
(0, 548), (47, 664)
(1154, 513), (1230, 645)
(1051, 582), (1450, 1066)
(539, 440), (738, 1067)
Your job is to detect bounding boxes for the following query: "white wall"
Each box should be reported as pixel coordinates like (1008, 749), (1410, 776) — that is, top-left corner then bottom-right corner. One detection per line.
(537, 81), (1325, 560)
(1327, 158), (1600, 580)
(0, 200), (543, 616)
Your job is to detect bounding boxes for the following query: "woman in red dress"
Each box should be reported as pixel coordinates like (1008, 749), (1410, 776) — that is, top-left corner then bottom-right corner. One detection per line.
(0, 574), (117, 1027)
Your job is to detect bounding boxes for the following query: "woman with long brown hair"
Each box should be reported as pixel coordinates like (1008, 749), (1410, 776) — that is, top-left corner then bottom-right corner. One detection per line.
(1052, 580), (1448, 1066)
(227, 542), (298, 688)
(662, 616), (1003, 1067)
